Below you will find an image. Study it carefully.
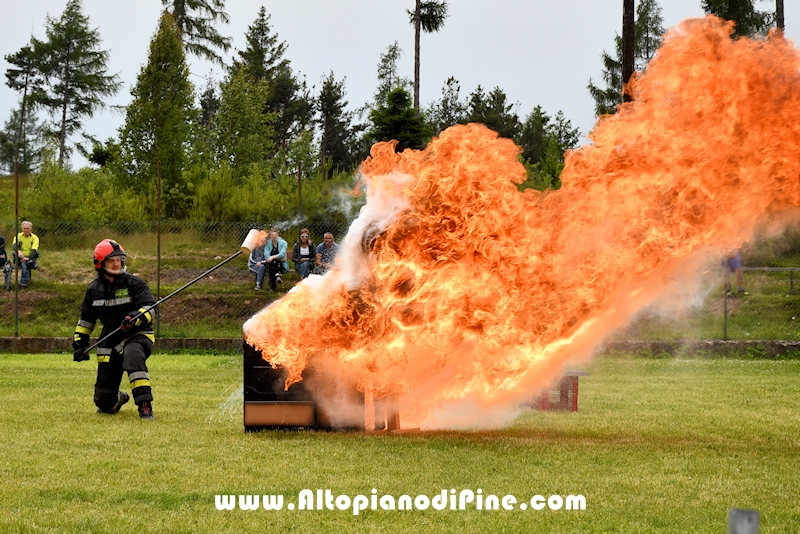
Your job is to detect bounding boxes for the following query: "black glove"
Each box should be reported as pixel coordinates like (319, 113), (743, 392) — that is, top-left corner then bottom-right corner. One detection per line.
(120, 311), (144, 331)
(72, 340), (89, 362)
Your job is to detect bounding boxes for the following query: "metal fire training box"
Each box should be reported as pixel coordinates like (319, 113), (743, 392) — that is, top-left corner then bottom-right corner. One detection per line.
(243, 340), (366, 432)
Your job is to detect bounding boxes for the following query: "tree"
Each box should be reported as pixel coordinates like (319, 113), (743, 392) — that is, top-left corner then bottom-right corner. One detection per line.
(162, 0), (231, 64)
(373, 42), (412, 108)
(4, 44), (45, 175)
(701, 0), (774, 37)
(426, 76), (468, 136)
(588, 0), (665, 115)
(465, 86), (520, 140)
(622, 0), (635, 103)
(368, 87), (430, 152)
(0, 108), (45, 174)
(118, 12), (196, 218)
(231, 7), (288, 84)
(318, 72), (359, 177)
(29, 0), (120, 167)
(517, 107), (580, 192)
(213, 68), (275, 179)
(407, 1), (449, 109)
(230, 7), (313, 152)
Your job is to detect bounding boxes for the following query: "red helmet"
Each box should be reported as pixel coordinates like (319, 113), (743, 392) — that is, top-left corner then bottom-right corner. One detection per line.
(93, 239), (127, 274)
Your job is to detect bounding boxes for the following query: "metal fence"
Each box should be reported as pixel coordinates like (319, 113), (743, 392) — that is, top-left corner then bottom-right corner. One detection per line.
(0, 220), (352, 339)
(1, 220), (800, 341)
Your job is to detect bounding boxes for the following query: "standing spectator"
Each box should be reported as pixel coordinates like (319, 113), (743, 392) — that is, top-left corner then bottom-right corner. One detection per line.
(316, 232), (340, 274)
(722, 249), (747, 296)
(12, 221), (39, 289)
(0, 236), (9, 291)
(291, 228), (316, 280)
(264, 228), (289, 291)
(248, 231), (269, 291)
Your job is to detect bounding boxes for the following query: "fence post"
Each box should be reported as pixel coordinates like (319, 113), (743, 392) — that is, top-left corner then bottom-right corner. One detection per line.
(723, 289), (728, 341)
(157, 161), (161, 337)
(791, 268), (794, 293)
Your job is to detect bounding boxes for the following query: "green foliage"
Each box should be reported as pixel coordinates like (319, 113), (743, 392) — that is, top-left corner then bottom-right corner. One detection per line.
(407, 1), (449, 32)
(701, 0), (774, 37)
(588, 0), (665, 117)
(213, 68), (275, 180)
(230, 7), (312, 155)
(368, 87), (431, 152)
(318, 72), (360, 176)
(162, 0), (231, 64)
(117, 12), (196, 219)
(425, 76), (467, 136)
(0, 108), (46, 174)
(373, 42), (412, 108)
(26, 143), (146, 222)
(466, 85), (520, 139)
(30, 0), (121, 167)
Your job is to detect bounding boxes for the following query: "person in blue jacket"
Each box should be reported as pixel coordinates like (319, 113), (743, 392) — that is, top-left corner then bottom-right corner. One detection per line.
(263, 227), (288, 291)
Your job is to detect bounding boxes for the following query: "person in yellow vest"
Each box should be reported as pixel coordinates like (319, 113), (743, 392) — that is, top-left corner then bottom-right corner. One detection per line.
(12, 221), (40, 289)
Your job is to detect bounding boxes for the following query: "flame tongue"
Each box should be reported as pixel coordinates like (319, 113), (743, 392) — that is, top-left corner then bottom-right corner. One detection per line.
(244, 16), (800, 428)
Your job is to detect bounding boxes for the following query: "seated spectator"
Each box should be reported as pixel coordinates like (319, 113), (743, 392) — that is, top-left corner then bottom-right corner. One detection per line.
(12, 221), (39, 289)
(315, 232), (340, 275)
(264, 227), (289, 291)
(247, 230), (269, 291)
(291, 228), (316, 280)
(0, 236), (9, 291)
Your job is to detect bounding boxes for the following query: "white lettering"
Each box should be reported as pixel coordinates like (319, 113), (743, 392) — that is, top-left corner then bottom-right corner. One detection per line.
(501, 495), (516, 510)
(335, 495), (351, 511)
(215, 495), (235, 510)
(484, 495), (499, 510)
(263, 495), (283, 510)
(432, 490), (448, 510)
(565, 495), (586, 510)
(531, 495), (546, 510)
(459, 489), (474, 510)
(239, 495), (259, 510)
(398, 495), (412, 510)
(298, 489), (313, 510)
(380, 495), (396, 510)
(548, 495), (563, 510)
(414, 494), (430, 510)
(352, 495), (368, 516)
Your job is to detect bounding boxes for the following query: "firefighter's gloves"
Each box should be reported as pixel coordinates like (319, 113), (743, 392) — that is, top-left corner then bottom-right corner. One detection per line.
(120, 311), (144, 331)
(72, 342), (90, 362)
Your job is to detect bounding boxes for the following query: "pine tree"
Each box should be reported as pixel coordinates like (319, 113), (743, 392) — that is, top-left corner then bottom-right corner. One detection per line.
(118, 12), (196, 218)
(407, 1), (449, 109)
(368, 87), (430, 152)
(162, 0), (231, 64)
(317, 72), (358, 176)
(588, 0), (665, 116)
(701, 0), (774, 37)
(425, 76), (467, 136)
(465, 86), (520, 140)
(30, 0), (121, 167)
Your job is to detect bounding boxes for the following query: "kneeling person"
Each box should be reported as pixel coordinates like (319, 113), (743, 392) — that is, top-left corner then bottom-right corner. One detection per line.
(72, 239), (157, 421)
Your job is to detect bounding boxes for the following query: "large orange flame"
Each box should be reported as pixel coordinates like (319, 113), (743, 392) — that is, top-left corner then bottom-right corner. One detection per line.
(244, 16), (800, 428)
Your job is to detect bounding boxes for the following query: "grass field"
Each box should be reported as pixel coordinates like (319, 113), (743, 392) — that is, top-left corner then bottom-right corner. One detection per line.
(1, 352), (798, 533)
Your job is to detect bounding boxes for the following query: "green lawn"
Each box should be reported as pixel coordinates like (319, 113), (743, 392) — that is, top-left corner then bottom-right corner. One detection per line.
(1, 353), (798, 532)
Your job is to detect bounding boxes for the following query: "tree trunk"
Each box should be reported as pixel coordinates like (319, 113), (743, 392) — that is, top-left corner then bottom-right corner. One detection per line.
(414, 0), (421, 109)
(776, 0), (784, 32)
(59, 77), (69, 168)
(622, 0), (635, 103)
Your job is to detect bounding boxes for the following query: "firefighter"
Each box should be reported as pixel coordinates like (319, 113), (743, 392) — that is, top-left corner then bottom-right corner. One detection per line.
(72, 239), (157, 421)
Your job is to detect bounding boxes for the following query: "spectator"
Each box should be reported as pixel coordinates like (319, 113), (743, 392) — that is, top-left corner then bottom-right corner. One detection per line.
(248, 231), (269, 291)
(264, 228), (289, 291)
(0, 236), (9, 291)
(316, 232), (340, 274)
(291, 228), (316, 280)
(722, 249), (747, 296)
(12, 221), (39, 289)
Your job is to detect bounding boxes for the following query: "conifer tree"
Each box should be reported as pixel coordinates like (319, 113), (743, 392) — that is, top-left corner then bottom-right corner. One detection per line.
(30, 0), (120, 167)
(118, 12), (196, 218)
(162, 0), (231, 64)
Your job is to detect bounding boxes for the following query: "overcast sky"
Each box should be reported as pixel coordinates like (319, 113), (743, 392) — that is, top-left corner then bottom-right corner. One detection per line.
(2, 1), (797, 168)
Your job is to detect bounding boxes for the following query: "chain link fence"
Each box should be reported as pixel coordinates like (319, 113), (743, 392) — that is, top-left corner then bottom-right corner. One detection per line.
(0, 220), (351, 339)
(1, 220), (800, 341)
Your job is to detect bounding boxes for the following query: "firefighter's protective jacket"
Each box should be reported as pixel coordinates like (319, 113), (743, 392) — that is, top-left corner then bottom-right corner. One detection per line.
(74, 272), (157, 356)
